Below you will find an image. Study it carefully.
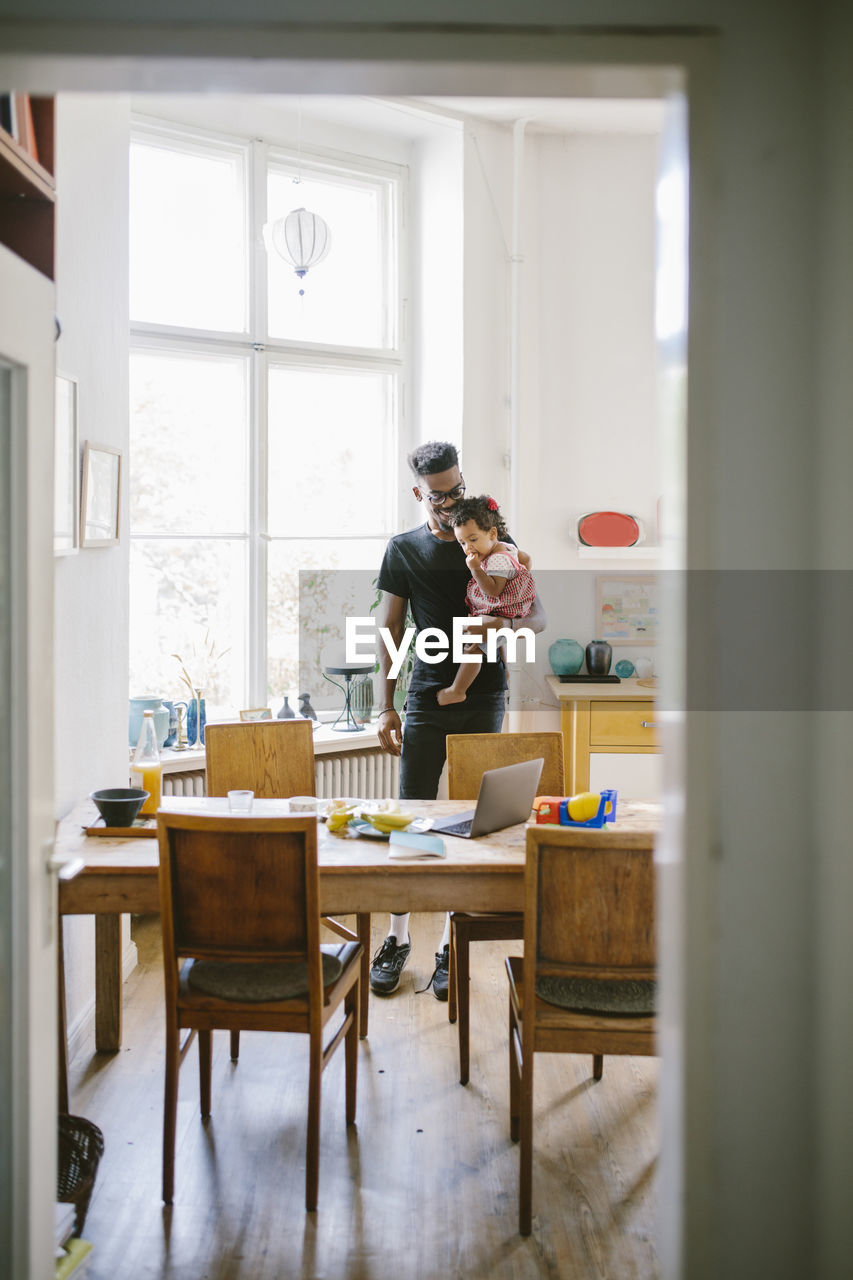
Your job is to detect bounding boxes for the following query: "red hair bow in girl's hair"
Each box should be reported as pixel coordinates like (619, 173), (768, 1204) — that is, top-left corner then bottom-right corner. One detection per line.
(487, 497), (498, 511)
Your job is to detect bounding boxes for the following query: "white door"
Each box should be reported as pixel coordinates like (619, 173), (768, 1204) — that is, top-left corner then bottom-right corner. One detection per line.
(0, 242), (57, 1280)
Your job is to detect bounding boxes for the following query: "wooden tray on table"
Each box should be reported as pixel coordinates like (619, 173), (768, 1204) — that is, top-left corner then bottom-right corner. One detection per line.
(83, 817), (157, 838)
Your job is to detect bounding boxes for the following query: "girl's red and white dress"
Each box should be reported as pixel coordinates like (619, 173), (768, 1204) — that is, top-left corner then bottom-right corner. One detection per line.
(465, 545), (536, 619)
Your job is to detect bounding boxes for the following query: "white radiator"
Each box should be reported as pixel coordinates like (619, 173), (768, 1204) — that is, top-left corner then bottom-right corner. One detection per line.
(314, 749), (399, 800)
(162, 770), (206, 797)
(160, 753), (398, 801)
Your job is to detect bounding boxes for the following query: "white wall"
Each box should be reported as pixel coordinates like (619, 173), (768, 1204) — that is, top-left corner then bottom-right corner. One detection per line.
(461, 119), (514, 504)
(410, 125), (464, 450)
(815, 4), (853, 1269)
(459, 117), (662, 713)
(54, 94), (132, 1045)
(534, 131), (660, 561)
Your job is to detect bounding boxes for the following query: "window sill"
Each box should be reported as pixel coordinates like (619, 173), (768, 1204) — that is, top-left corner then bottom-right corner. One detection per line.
(159, 720), (384, 774)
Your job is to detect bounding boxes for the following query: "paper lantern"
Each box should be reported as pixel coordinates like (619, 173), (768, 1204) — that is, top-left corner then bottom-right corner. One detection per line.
(269, 207), (331, 294)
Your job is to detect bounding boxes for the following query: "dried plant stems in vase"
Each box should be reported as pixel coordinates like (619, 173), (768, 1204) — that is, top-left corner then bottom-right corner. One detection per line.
(172, 631), (228, 751)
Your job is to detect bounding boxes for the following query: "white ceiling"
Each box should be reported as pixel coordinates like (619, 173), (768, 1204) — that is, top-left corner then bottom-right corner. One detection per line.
(412, 96), (666, 135)
(129, 93), (666, 146)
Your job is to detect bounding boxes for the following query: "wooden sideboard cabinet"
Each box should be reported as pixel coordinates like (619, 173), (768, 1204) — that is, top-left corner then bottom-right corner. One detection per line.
(545, 675), (659, 794)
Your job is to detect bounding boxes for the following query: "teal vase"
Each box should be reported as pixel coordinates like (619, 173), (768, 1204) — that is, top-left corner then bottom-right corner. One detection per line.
(548, 638), (584, 677)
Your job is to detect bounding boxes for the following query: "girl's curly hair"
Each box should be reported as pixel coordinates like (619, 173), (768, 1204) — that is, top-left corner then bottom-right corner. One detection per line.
(447, 494), (509, 541)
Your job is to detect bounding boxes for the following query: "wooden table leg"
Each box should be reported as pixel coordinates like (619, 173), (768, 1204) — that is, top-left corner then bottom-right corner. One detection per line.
(94, 914), (122, 1052)
(356, 912), (371, 1039)
(57, 915), (69, 1114)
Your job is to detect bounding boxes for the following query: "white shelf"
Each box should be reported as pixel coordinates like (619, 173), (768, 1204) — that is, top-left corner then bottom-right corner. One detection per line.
(576, 544), (660, 560)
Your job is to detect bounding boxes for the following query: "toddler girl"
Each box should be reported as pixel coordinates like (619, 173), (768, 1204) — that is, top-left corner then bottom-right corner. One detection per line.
(436, 494), (535, 706)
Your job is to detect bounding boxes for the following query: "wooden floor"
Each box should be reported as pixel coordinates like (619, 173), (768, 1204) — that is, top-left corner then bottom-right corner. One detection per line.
(68, 913), (660, 1280)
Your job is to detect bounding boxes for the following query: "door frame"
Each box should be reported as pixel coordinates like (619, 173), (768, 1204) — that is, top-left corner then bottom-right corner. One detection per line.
(0, 242), (58, 1280)
(0, 27), (716, 1279)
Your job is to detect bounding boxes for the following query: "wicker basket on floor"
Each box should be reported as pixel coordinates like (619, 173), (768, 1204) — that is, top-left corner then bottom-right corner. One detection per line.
(57, 1114), (104, 1236)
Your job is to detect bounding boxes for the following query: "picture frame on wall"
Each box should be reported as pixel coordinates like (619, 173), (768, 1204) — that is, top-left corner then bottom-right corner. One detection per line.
(54, 374), (79, 556)
(80, 441), (121, 547)
(596, 574), (658, 645)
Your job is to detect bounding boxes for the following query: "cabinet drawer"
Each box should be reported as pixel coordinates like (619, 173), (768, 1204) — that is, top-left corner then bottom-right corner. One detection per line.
(589, 701), (658, 747)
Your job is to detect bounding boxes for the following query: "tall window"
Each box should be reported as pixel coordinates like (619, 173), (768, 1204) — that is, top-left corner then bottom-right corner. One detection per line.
(128, 120), (404, 716)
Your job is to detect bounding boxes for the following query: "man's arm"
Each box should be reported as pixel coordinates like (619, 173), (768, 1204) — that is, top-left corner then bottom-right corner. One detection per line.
(376, 591), (408, 757)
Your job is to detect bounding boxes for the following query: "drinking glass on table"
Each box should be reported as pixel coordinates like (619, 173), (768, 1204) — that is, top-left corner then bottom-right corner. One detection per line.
(228, 789), (254, 813)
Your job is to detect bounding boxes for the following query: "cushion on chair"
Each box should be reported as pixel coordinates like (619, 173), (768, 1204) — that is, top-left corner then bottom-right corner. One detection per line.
(187, 945), (349, 1002)
(535, 975), (657, 1015)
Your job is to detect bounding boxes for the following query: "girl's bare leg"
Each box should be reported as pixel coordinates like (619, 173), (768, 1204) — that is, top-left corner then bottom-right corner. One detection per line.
(437, 645), (482, 704)
(437, 616), (503, 706)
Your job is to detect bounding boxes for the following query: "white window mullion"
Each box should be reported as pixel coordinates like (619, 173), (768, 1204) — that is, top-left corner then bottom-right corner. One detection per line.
(250, 138), (269, 345)
(247, 138), (269, 707)
(249, 350), (269, 707)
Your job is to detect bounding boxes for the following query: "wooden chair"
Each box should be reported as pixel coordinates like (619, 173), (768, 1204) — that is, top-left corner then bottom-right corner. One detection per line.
(205, 719), (372, 1038)
(205, 718), (316, 799)
(507, 824), (657, 1235)
(157, 811), (361, 1211)
(445, 730), (565, 1085)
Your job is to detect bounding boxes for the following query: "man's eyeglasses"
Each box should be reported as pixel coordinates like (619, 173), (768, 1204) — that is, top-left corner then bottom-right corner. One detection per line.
(423, 479), (466, 507)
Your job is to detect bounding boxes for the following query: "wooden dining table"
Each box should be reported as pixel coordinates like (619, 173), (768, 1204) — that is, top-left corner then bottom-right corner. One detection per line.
(56, 795), (662, 1108)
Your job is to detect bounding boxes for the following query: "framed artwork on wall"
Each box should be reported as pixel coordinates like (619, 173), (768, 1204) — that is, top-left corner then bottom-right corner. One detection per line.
(54, 374), (79, 555)
(596, 575), (658, 645)
(80, 441), (121, 547)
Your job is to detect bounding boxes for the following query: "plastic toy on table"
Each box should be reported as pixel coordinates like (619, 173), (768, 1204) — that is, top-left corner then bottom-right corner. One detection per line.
(533, 789), (618, 828)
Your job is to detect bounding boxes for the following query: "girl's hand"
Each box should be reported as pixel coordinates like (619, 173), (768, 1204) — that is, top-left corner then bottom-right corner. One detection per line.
(466, 550), (482, 571)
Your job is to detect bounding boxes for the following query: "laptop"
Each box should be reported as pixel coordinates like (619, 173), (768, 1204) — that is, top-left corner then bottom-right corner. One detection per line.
(430, 757), (545, 839)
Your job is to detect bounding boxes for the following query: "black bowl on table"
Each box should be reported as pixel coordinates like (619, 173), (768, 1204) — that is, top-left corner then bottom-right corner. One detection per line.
(90, 787), (149, 827)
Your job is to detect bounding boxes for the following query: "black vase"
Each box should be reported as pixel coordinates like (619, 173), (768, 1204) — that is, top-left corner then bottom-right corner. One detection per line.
(585, 639), (613, 677)
(277, 695), (295, 720)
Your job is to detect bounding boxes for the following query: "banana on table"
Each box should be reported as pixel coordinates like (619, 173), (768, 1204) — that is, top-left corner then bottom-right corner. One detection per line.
(325, 799), (416, 834)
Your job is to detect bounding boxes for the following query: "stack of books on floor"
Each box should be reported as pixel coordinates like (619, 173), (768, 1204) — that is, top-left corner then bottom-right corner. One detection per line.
(55, 1203), (92, 1278)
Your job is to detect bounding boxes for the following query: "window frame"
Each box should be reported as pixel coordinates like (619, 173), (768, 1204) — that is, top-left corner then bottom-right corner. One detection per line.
(129, 115), (408, 712)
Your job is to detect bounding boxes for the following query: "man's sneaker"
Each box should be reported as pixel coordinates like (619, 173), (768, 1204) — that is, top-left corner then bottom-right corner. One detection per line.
(369, 935), (411, 995)
(418, 943), (450, 1001)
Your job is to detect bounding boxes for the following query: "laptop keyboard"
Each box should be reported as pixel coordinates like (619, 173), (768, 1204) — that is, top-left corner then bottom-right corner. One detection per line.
(438, 819), (473, 837)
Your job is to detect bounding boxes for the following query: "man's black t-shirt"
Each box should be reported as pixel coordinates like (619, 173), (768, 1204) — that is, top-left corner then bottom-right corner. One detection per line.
(376, 522), (507, 695)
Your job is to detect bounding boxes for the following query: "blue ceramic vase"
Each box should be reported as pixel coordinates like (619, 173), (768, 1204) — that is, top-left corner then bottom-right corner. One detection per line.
(161, 700), (179, 747)
(186, 696), (206, 745)
(129, 696), (170, 747)
(548, 638), (584, 676)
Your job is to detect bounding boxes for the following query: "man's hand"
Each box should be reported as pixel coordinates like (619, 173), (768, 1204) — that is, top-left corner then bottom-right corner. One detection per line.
(377, 707), (403, 756)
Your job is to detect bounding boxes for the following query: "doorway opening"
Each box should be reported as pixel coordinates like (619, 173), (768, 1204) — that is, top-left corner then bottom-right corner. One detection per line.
(4, 33), (696, 1278)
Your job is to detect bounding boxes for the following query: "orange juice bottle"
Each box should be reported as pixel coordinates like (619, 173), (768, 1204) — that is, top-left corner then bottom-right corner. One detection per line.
(131, 709), (162, 816)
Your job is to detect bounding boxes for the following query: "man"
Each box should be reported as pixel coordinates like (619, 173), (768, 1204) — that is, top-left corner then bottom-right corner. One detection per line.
(371, 441), (546, 998)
